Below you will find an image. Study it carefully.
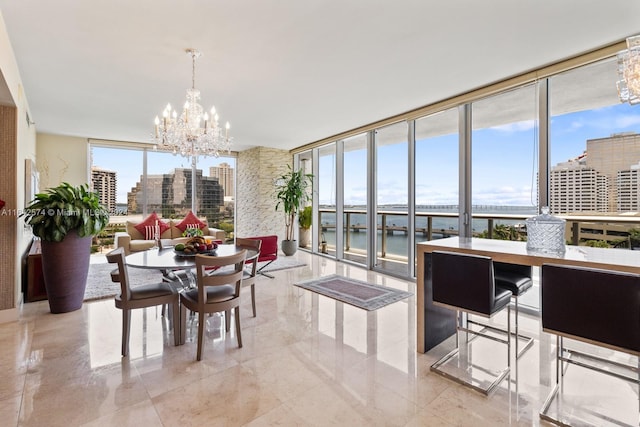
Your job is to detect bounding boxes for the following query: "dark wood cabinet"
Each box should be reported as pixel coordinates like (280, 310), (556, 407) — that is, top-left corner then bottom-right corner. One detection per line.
(26, 240), (47, 302)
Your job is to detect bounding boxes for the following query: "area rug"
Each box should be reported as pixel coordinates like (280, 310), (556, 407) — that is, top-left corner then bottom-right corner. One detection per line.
(294, 274), (412, 311)
(84, 256), (307, 302)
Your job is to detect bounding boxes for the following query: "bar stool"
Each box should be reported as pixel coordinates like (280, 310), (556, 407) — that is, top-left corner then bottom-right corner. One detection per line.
(430, 250), (512, 395)
(540, 263), (640, 426)
(493, 262), (535, 359)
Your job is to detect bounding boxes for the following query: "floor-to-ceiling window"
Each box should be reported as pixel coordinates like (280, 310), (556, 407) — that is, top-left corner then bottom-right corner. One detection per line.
(342, 133), (368, 265)
(296, 47), (640, 279)
(414, 108), (459, 271)
(91, 146), (143, 220)
(318, 143), (336, 254)
(374, 121), (408, 276)
(471, 84), (538, 238)
(91, 143), (236, 249)
(549, 57), (640, 247)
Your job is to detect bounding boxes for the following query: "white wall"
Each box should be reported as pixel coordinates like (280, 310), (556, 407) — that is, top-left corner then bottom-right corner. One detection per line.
(0, 10), (37, 322)
(36, 133), (89, 188)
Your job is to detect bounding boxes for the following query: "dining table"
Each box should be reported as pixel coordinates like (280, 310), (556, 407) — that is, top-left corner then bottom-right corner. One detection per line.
(125, 242), (259, 345)
(125, 242), (258, 271)
(126, 242), (260, 289)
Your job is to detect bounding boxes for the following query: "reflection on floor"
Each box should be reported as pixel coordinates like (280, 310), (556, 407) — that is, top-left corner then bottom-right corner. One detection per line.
(1, 250), (637, 426)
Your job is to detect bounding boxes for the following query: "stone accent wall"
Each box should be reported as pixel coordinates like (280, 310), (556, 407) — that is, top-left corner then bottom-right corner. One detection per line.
(236, 147), (291, 241)
(0, 105), (17, 310)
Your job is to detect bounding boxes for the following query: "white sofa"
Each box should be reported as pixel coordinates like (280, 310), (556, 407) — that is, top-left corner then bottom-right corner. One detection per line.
(115, 218), (225, 255)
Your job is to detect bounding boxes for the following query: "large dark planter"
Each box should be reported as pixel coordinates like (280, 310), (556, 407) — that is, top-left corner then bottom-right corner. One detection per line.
(281, 239), (297, 256)
(40, 232), (92, 313)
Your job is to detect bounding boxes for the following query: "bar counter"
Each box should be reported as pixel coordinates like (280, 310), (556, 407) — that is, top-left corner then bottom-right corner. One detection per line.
(416, 236), (640, 353)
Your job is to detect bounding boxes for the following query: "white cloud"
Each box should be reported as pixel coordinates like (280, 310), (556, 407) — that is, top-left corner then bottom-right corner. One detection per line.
(490, 120), (536, 133)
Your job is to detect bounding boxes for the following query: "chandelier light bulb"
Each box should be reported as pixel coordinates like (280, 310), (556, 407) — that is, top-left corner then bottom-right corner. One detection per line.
(154, 116), (160, 125)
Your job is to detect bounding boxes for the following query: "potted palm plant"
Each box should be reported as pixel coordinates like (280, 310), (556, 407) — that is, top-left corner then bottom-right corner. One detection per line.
(22, 182), (109, 313)
(275, 165), (313, 256)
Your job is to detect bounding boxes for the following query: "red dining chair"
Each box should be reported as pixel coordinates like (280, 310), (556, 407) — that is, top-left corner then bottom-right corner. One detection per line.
(247, 235), (278, 279)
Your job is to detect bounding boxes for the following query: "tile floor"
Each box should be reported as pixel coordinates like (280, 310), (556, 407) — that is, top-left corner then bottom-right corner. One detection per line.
(0, 250), (637, 426)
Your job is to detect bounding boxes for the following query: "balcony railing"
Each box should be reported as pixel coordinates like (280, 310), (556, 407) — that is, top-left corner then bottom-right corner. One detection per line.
(317, 208), (640, 261)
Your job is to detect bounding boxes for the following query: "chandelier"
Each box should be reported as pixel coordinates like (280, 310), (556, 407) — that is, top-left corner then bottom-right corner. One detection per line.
(153, 48), (232, 157)
(617, 35), (640, 105)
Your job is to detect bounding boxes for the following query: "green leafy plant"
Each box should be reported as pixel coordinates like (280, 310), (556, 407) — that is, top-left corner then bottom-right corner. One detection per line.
(299, 205), (312, 229)
(275, 165), (313, 241)
(22, 182), (110, 242)
(584, 239), (610, 248)
(182, 228), (204, 237)
(628, 227), (640, 248)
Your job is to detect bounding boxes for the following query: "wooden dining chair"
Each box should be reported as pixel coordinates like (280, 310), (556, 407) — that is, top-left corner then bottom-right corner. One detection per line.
(179, 249), (247, 361)
(235, 237), (262, 317)
(106, 247), (180, 357)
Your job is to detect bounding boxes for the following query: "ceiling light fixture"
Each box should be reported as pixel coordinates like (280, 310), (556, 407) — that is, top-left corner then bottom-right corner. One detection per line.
(153, 48), (232, 157)
(617, 35), (640, 105)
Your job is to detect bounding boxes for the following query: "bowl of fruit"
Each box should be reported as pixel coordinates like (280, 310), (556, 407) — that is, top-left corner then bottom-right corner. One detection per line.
(173, 236), (218, 257)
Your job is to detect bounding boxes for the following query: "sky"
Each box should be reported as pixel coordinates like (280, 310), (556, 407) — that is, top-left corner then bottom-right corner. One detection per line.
(322, 102), (640, 206)
(92, 102), (640, 207)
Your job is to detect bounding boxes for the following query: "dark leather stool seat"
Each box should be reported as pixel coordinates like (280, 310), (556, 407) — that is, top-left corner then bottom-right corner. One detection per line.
(494, 269), (533, 296)
(430, 251), (512, 395)
(493, 262), (534, 359)
(540, 263), (640, 426)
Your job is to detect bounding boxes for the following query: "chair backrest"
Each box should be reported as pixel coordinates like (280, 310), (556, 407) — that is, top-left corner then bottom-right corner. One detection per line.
(493, 261), (531, 278)
(542, 263), (640, 355)
(248, 235), (278, 262)
(236, 237), (262, 271)
(432, 251), (499, 316)
(106, 247), (132, 302)
(194, 250), (247, 307)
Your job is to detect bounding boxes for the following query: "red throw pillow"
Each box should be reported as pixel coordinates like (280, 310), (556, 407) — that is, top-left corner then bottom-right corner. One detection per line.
(175, 211), (207, 233)
(134, 212), (170, 240)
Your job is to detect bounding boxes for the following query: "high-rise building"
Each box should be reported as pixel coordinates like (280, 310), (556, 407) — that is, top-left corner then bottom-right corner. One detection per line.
(549, 156), (609, 214)
(209, 162), (234, 199)
(91, 167), (117, 212)
(617, 162), (640, 211)
(127, 168), (224, 222)
(549, 133), (640, 214)
(585, 132), (640, 212)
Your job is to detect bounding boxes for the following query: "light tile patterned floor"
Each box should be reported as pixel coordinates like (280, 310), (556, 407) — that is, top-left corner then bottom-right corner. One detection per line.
(0, 250), (637, 426)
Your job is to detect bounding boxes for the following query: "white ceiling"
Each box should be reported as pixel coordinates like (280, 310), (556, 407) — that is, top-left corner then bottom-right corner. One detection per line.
(1, 0), (640, 152)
